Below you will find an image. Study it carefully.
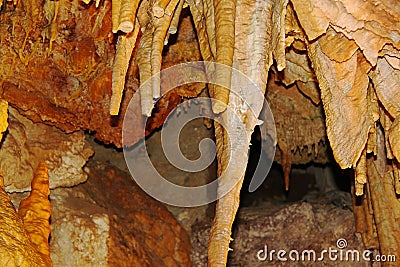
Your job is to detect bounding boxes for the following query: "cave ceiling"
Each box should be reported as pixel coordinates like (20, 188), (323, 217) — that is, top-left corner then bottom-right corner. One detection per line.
(1, 0), (400, 266)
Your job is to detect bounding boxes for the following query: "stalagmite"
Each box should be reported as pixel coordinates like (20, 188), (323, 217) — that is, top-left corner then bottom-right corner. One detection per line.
(0, 164), (52, 267)
(0, 100), (8, 140)
(18, 162), (52, 267)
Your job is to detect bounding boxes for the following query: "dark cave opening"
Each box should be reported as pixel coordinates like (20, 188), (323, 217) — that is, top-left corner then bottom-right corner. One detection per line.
(241, 125), (352, 208)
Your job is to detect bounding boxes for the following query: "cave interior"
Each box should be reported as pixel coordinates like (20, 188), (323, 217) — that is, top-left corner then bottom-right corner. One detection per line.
(0, 0), (400, 266)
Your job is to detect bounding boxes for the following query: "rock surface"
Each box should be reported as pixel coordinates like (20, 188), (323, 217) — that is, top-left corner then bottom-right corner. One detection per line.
(0, 107), (93, 192)
(46, 160), (192, 266)
(192, 202), (368, 266)
(49, 187), (109, 267)
(0, 1), (202, 147)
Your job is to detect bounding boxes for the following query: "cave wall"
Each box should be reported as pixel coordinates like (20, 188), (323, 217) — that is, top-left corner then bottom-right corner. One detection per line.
(0, 0), (202, 147)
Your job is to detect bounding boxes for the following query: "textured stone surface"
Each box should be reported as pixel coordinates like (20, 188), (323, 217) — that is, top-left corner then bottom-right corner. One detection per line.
(50, 187), (109, 267)
(0, 1), (202, 147)
(144, 117), (216, 233)
(192, 202), (367, 266)
(30, 160), (192, 266)
(0, 107), (93, 192)
(81, 160), (192, 266)
(266, 72), (329, 165)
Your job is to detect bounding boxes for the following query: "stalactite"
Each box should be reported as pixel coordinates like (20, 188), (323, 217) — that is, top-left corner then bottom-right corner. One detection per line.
(136, 0), (150, 29)
(110, 26), (140, 115)
(110, 0), (181, 116)
(111, 0), (122, 33)
(136, 24), (154, 116)
(279, 142), (292, 191)
(209, 0), (236, 114)
(117, 0), (141, 33)
(266, 68), (328, 166)
(165, 0), (184, 44)
(208, 121), (238, 267)
(364, 127), (400, 266)
(352, 179), (379, 250)
(307, 43), (373, 168)
(150, 0), (181, 99)
(186, 0), (215, 61)
(393, 161), (400, 194)
(370, 57), (400, 121)
(354, 148), (367, 196)
(2, 0), (400, 265)
(152, 0), (172, 18)
(208, 0), (286, 265)
(366, 84), (379, 155)
(42, 0), (60, 55)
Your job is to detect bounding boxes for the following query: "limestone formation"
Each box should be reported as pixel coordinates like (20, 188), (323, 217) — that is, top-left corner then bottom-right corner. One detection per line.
(0, 107), (93, 192)
(0, 163), (52, 267)
(1, 0), (400, 266)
